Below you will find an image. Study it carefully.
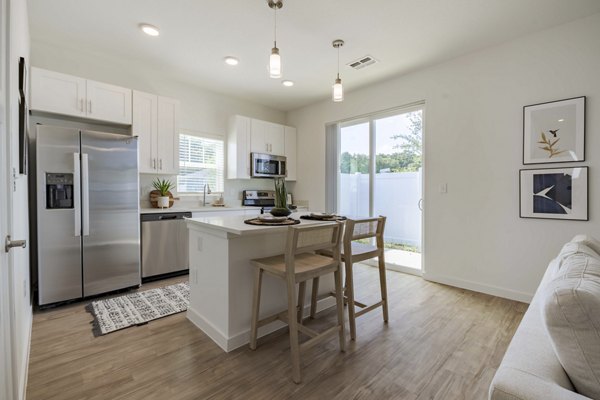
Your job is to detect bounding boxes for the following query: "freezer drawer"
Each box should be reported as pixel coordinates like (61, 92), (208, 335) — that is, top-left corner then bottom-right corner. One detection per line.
(141, 212), (191, 278)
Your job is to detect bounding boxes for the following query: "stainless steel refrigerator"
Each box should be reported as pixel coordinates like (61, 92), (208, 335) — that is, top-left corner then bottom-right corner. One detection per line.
(36, 125), (140, 305)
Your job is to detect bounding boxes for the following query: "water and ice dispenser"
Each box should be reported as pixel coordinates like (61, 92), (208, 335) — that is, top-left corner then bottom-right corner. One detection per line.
(46, 173), (74, 209)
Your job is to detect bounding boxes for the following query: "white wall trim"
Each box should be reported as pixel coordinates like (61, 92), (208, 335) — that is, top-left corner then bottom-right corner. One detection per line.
(422, 272), (533, 304)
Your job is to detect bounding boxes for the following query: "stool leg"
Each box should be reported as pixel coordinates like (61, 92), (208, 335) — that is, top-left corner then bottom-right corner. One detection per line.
(334, 266), (346, 352)
(297, 281), (306, 323)
(378, 253), (389, 323)
(249, 268), (263, 350)
(287, 279), (302, 383)
(310, 277), (319, 319)
(345, 259), (357, 340)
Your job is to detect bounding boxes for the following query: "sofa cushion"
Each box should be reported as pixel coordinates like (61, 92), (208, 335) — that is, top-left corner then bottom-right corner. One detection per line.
(540, 250), (600, 399)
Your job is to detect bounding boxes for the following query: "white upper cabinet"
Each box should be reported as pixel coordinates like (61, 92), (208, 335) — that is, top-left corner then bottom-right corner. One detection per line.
(31, 67), (86, 118)
(227, 115), (251, 180)
(132, 91), (158, 174)
(284, 126), (297, 181)
(86, 80), (132, 125)
(30, 67), (132, 125)
(132, 91), (179, 174)
(228, 115), (296, 180)
(250, 119), (284, 155)
(157, 97), (180, 175)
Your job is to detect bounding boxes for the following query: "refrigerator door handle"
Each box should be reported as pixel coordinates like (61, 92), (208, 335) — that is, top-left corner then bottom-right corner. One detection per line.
(82, 153), (90, 236)
(73, 153), (81, 237)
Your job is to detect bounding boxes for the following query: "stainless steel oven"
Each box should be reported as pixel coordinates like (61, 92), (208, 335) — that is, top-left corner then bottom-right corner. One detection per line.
(251, 153), (286, 178)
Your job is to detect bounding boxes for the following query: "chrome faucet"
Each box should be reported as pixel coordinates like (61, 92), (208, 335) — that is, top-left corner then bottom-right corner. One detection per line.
(203, 184), (212, 206)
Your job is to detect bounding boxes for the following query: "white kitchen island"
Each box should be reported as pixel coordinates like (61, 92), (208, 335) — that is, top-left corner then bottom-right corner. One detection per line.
(185, 213), (337, 352)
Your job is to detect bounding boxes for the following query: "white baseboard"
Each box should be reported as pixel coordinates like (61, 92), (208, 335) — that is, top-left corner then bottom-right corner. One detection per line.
(422, 272), (533, 303)
(187, 297), (337, 353)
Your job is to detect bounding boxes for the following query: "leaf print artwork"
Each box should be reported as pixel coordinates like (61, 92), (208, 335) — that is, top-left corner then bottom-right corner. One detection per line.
(537, 130), (565, 158)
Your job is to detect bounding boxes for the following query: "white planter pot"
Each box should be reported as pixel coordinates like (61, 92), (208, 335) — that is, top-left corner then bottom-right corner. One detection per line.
(158, 196), (170, 208)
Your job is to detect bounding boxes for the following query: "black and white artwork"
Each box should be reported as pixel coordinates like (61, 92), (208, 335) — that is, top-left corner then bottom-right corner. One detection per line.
(523, 96), (585, 164)
(520, 167), (588, 220)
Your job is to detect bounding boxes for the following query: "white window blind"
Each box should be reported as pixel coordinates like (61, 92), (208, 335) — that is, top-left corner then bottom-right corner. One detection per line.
(177, 134), (224, 193)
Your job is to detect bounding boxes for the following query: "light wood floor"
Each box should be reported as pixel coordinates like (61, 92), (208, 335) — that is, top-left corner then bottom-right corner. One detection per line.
(27, 265), (527, 400)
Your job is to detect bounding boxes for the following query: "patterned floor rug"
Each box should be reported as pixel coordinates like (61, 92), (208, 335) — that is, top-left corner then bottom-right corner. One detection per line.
(86, 282), (189, 336)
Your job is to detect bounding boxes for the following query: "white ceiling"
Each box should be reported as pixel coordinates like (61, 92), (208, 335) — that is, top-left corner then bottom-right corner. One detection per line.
(28, 0), (600, 111)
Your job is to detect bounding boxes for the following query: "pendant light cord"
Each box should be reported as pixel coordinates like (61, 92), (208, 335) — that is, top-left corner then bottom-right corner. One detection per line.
(337, 45), (340, 79)
(274, 5), (277, 47)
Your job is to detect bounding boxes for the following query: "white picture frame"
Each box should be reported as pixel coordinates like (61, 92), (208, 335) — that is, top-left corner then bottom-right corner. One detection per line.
(523, 96), (585, 164)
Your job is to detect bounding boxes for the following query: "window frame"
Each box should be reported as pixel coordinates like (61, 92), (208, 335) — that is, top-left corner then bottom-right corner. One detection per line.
(176, 129), (225, 195)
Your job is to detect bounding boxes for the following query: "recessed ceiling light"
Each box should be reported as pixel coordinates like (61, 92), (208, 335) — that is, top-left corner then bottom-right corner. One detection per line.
(139, 24), (160, 37)
(282, 80), (294, 87)
(558, 119), (565, 122)
(224, 57), (239, 66)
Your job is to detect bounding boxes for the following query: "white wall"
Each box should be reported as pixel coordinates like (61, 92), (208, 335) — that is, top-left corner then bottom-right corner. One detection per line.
(30, 41), (292, 206)
(287, 13), (600, 302)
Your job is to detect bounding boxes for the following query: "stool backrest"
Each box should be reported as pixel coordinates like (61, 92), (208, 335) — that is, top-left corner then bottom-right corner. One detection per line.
(344, 216), (386, 249)
(285, 222), (343, 273)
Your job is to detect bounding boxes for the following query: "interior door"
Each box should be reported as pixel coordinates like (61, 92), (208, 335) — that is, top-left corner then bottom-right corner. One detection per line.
(81, 130), (140, 297)
(0, 0), (14, 394)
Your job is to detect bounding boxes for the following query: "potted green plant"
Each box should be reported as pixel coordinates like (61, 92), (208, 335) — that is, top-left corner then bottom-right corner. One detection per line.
(270, 177), (291, 217)
(152, 178), (174, 208)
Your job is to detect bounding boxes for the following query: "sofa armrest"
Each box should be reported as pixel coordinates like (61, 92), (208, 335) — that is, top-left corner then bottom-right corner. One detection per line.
(490, 367), (592, 400)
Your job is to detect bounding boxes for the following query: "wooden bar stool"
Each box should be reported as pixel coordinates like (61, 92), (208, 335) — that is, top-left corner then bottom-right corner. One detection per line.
(317, 216), (388, 340)
(249, 222), (346, 384)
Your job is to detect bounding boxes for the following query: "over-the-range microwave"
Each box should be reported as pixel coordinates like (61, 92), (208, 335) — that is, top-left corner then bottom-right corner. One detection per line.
(251, 153), (287, 178)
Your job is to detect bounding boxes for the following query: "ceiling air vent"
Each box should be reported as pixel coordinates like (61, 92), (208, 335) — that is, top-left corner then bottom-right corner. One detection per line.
(347, 55), (377, 70)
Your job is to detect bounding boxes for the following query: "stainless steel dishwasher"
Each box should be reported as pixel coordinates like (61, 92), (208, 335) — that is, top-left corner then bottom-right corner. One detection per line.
(141, 212), (192, 280)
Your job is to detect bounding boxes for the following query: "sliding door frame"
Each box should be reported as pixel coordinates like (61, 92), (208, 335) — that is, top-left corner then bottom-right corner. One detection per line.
(330, 101), (426, 275)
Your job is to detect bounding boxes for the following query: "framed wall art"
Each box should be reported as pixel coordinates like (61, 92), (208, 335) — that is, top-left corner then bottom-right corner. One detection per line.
(523, 96), (585, 164)
(519, 167), (588, 221)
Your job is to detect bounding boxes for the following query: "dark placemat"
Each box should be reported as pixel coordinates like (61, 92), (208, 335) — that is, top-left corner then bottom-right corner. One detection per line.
(244, 217), (301, 226)
(300, 215), (347, 221)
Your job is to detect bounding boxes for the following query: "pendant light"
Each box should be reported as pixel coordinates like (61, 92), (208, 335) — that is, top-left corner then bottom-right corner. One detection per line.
(332, 39), (344, 102)
(268, 0), (283, 78)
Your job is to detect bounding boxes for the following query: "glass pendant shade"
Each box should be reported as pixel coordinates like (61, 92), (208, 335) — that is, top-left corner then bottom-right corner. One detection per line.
(332, 77), (343, 102)
(269, 47), (281, 78)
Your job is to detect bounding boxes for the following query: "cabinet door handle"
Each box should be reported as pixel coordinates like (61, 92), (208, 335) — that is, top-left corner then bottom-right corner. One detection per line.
(88, 100), (92, 114)
(153, 158), (156, 169)
(159, 159), (163, 170)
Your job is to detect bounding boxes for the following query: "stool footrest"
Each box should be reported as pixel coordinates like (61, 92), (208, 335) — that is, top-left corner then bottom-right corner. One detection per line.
(297, 324), (320, 338)
(257, 310), (288, 328)
(300, 326), (341, 352)
(355, 301), (383, 317)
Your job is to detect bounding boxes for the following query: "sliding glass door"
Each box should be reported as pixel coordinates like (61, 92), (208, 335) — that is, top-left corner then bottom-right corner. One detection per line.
(337, 106), (423, 272)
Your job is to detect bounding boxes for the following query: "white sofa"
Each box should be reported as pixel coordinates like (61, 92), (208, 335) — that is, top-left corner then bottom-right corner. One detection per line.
(489, 236), (600, 400)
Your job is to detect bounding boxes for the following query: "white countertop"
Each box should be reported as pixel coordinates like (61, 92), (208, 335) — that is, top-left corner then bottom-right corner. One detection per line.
(140, 205), (255, 214)
(185, 212), (336, 236)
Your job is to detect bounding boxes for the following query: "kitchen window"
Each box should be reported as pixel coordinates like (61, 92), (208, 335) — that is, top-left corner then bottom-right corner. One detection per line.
(177, 132), (224, 194)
